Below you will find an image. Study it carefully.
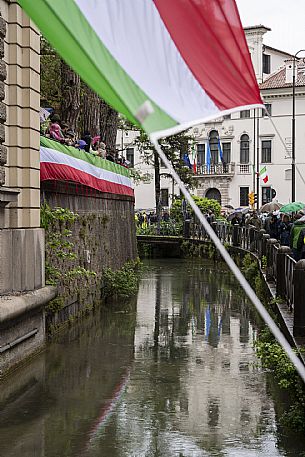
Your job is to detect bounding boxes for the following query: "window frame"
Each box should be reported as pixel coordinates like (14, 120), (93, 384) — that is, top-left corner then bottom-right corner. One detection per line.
(262, 186), (272, 205)
(209, 130), (219, 164)
(126, 147), (134, 167)
(196, 143), (205, 166)
(261, 139), (272, 164)
(263, 103), (272, 117)
(240, 187), (249, 207)
(240, 110), (250, 119)
(240, 134), (250, 164)
(263, 53), (271, 74)
(222, 142), (231, 164)
(160, 188), (169, 207)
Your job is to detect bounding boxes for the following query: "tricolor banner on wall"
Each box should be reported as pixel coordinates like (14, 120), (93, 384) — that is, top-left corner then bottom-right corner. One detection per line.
(40, 137), (134, 197)
(18, 0), (263, 140)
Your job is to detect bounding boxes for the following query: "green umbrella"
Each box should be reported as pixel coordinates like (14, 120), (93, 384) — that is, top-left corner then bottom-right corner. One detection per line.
(280, 201), (305, 213)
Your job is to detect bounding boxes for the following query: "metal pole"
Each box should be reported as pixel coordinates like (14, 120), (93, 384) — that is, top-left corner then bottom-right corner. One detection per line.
(291, 50), (305, 202)
(256, 109), (260, 210)
(253, 109), (256, 194)
(292, 55), (296, 202)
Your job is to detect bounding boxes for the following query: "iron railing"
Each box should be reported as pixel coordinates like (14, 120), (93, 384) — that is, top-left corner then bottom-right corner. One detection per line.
(188, 221), (297, 313)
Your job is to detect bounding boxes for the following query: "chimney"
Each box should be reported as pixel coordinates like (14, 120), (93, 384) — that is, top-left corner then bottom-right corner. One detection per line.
(285, 59), (294, 84)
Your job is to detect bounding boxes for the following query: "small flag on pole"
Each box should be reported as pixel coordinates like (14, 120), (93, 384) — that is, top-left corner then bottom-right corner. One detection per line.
(206, 142), (211, 172)
(183, 153), (192, 169)
(191, 141), (197, 173)
(259, 166), (269, 183)
(218, 138), (225, 165)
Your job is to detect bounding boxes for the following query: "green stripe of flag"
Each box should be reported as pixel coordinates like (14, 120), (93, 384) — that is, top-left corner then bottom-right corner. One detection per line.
(259, 166), (267, 175)
(19, 0), (177, 135)
(40, 136), (130, 178)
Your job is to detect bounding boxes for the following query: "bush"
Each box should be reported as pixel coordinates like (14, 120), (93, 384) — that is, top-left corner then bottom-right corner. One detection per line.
(170, 196), (221, 224)
(102, 260), (143, 300)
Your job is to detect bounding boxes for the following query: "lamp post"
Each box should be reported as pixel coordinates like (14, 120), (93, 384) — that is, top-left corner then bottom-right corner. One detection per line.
(292, 50), (305, 202)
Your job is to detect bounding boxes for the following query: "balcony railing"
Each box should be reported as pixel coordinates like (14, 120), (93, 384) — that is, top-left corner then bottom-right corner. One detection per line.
(195, 162), (235, 176)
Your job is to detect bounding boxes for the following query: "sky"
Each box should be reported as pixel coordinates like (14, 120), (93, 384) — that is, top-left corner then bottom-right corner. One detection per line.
(236, 0), (305, 54)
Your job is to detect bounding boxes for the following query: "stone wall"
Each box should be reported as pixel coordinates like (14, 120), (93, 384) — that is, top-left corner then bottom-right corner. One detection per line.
(42, 182), (137, 332)
(0, 11), (6, 187)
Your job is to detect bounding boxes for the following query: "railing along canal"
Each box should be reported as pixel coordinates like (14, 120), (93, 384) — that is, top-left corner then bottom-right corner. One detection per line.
(188, 221), (305, 338)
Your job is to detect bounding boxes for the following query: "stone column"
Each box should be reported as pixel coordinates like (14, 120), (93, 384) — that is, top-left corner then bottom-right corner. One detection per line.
(0, 1), (44, 293)
(276, 246), (291, 299)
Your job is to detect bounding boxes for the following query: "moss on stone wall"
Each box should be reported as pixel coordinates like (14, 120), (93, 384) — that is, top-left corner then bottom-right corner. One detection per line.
(41, 200), (137, 335)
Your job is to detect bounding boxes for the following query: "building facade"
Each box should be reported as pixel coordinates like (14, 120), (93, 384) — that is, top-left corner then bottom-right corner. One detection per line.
(119, 26), (305, 210)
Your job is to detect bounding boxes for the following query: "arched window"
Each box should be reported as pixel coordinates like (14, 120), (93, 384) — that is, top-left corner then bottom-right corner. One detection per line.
(240, 134), (249, 164)
(209, 130), (219, 164)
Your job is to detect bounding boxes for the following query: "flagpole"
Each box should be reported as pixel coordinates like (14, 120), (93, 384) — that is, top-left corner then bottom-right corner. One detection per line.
(253, 109), (256, 195)
(256, 108), (260, 210)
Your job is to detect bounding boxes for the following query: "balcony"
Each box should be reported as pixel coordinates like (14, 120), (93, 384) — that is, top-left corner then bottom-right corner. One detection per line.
(238, 164), (251, 174)
(195, 162), (235, 177)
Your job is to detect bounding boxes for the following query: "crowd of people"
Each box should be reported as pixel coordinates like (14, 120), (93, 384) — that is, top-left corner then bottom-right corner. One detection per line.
(135, 205), (305, 261)
(41, 113), (130, 167)
(229, 209), (305, 261)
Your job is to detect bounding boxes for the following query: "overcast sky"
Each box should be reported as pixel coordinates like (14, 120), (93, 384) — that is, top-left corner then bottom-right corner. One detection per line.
(236, 0), (305, 54)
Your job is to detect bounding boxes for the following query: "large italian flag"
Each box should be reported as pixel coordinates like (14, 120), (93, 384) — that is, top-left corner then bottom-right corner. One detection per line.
(18, 0), (263, 140)
(40, 137), (134, 197)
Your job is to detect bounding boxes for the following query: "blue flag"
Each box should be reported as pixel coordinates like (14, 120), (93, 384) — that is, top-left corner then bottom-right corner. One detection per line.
(206, 142), (211, 172)
(183, 153), (192, 169)
(218, 138), (225, 164)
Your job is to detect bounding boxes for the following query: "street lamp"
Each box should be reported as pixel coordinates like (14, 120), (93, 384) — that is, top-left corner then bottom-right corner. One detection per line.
(292, 50), (305, 202)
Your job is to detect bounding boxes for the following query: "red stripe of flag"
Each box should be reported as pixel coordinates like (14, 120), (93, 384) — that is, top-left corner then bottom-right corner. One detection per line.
(153, 0), (262, 110)
(41, 162), (134, 197)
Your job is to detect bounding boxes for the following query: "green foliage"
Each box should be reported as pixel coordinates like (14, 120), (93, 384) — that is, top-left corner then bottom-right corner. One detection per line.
(255, 329), (305, 432)
(170, 196), (221, 224)
(41, 203), (96, 292)
(134, 131), (197, 189)
(136, 220), (183, 236)
(40, 37), (61, 108)
(41, 202), (78, 230)
(261, 255), (267, 269)
(242, 253), (258, 284)
(102, 260), (143, 300)
(45, 296), (65, 314)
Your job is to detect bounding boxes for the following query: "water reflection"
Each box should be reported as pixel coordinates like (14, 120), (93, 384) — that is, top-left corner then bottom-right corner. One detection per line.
(1, 259), (305, 456)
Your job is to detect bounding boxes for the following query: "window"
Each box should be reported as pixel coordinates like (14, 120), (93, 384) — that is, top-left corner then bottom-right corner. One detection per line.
(240, 134), (249, 164)
(261, 140), (271, 163)
(240, 110), (250, 119)
(126, 147), (134, 167)
(160, 188), (169, 207)
(263, 53), (271, 74)
(223, 114), (231, 120)
(264, 103), (272, 116)
(209, 130), (219, 164)
(222, 143), (231, 164)
(197, 144), (205, 166)
(285, 168), (292, 180)
(262, 187), (272, 205)
(240, 187), (249, 207)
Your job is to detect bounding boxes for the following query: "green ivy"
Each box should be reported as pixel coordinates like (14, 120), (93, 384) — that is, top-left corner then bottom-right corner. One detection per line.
(102, 259), (143, 300)
(254, 329), (305, 432)
(40, 202), (96, 290)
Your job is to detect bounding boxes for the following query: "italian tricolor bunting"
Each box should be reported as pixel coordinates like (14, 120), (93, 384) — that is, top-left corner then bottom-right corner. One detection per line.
(18, 0), (263, 140)
(259, 166), (269, 184)
(40, 137), (134, 197)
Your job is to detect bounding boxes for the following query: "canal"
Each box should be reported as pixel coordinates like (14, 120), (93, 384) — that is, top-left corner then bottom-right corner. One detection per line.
(1, 258), (305, 456)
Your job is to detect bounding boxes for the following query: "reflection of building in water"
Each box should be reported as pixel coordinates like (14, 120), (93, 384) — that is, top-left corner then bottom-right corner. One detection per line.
(132, 262), (276, 454)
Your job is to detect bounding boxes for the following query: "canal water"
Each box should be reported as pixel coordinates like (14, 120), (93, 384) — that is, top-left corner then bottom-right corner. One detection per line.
(1, 258), (305, 457)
